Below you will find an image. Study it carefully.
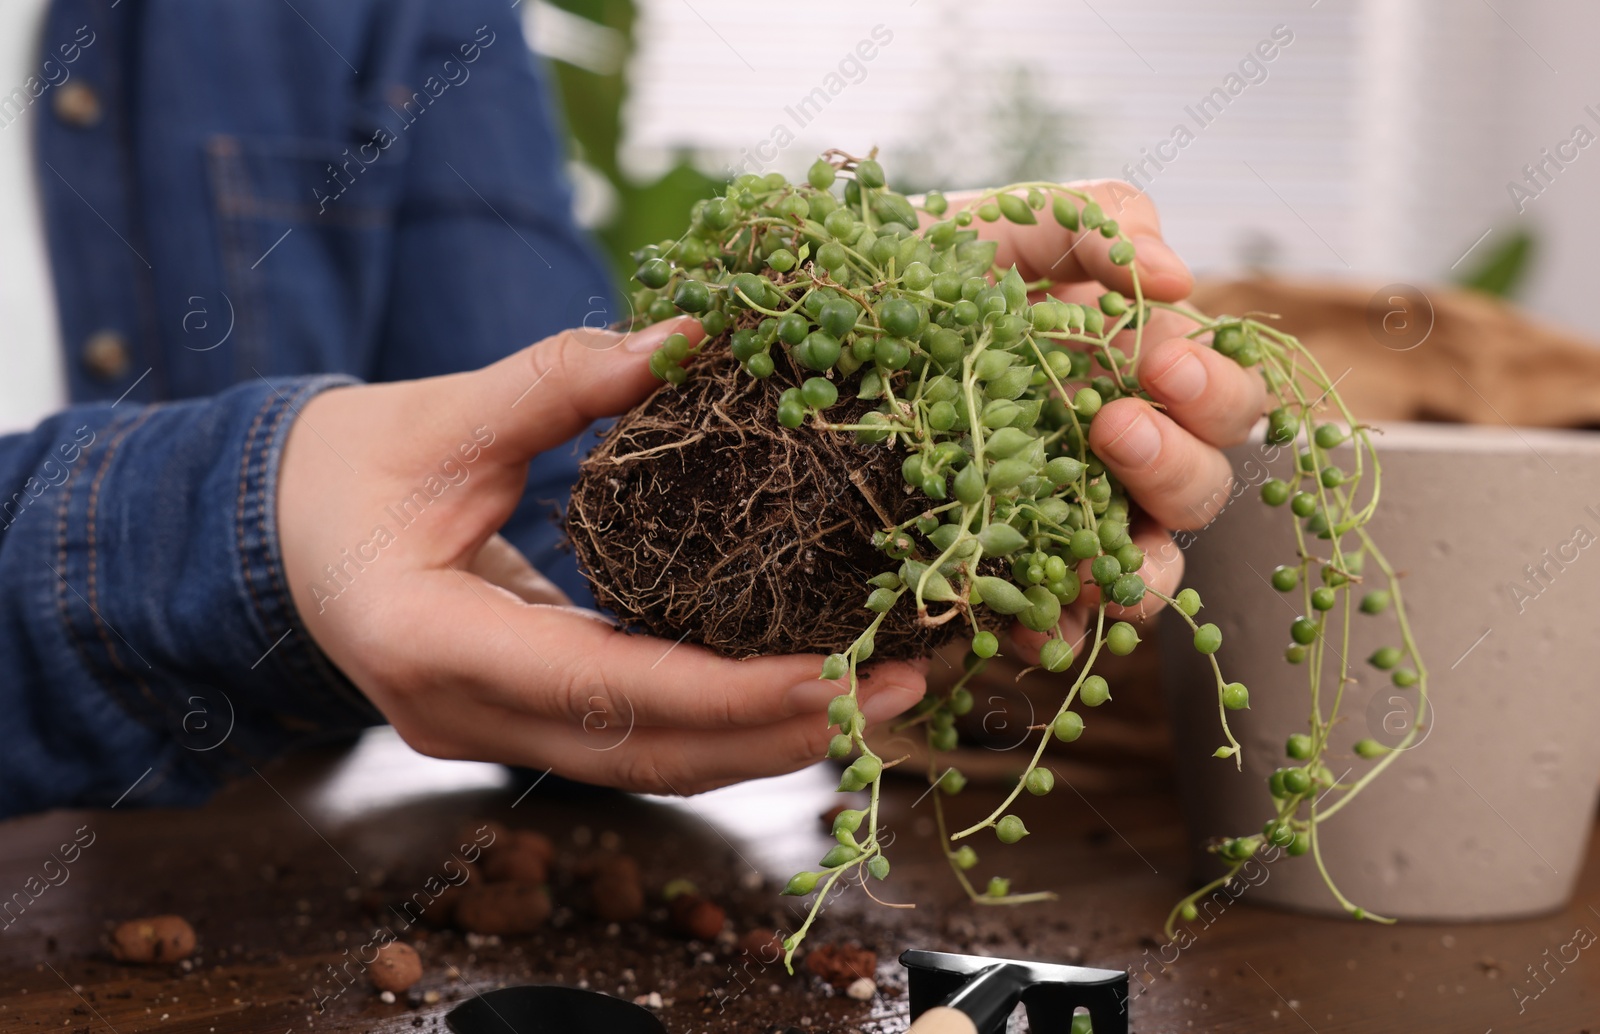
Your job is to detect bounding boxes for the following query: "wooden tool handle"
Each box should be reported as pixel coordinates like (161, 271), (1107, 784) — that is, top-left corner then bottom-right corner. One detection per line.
(906, 1006), (979, 1034)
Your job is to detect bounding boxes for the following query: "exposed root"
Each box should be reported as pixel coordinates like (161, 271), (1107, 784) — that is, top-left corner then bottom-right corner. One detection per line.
(567, 338), (973, 659)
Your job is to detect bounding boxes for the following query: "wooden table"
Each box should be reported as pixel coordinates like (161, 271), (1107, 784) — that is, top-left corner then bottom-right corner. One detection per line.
(2, 727), (1595, 1033)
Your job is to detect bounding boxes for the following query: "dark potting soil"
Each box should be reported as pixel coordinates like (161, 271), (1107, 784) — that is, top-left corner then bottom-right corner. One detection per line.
(568, 337), (995, 661)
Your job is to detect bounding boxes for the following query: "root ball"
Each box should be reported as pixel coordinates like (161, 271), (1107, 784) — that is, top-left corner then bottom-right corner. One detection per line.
(569, 346), (970, 659)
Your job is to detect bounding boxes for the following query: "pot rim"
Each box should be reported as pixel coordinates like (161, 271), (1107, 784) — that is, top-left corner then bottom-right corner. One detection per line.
(1251, 418), (1600, 454)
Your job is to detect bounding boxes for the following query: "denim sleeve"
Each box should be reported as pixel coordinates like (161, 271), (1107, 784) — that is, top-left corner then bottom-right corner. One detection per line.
(372, 0), (617, 605)
(0, 376), (382, 819)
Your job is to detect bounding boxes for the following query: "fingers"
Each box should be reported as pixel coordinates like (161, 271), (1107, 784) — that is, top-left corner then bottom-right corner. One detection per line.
(434, 316), (704, 463)
(467, 534), (572, 607)
(1069, 519), (1186, 623)
(1114, 520), (1185, 621)
(402, 571), (928, 731)
(952, 180), (1193, 301)
(1051, 283), (1202, 351)
(568, 712), (839, 795)
(1007, 608), (1089, 667)
(1137, 336), (1268, 449)
(1008, 517), (1182, 662)
(1088, 397), (1236, 530)
(408, 699), (848, 797)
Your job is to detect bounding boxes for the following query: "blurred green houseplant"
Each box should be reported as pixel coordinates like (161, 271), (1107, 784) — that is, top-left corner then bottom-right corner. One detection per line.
(538, 0), (722, 294)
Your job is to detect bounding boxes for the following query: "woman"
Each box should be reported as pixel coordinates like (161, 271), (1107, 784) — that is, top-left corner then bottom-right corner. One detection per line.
(0, 0), (1260, 818)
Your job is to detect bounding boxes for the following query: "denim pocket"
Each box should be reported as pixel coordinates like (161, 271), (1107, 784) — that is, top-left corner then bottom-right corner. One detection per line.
(205, 133), (408, 382)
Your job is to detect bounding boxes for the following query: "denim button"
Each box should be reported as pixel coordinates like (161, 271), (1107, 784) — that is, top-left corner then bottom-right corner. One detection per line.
(82, 330), (130, 380)
(52, 82), (102, 128)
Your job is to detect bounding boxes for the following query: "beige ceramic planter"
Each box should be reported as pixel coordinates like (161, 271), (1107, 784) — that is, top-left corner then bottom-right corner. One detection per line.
(1162, 421), (1600, 920)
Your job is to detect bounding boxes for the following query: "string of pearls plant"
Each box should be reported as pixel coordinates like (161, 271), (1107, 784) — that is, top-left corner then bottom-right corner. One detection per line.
(625, 150), (1428, 969)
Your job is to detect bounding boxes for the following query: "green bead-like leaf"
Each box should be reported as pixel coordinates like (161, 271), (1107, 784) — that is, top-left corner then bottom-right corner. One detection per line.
(995, 815), (1030, 843)
(999, 265), (1029, 310)
(977, 523), (1029, 557)
(819, 844), (860, 868)
(1037, 460), (1081, 491)
(974, 576), (1029, 615)
(849, 755), (882, 782)
(997, 194), (1036, 225)
(984, 366), (1034, 401)
(1018, 584), (1062, 633)
(832, 808), (865, 836)
(1040, 639), (1074, 673)
(950, 461), (985, 506)
(918, 567), (960, 603)
(865, 587), (897, 612)
(1051, 194), (1080, 230)
(987, 457), (1035, 492)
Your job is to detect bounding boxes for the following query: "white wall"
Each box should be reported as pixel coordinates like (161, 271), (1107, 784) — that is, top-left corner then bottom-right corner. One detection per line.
(617, 0), (1600, 335)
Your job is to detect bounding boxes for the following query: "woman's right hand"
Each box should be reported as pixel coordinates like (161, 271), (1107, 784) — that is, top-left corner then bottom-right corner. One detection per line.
(276, 317), (928, 796)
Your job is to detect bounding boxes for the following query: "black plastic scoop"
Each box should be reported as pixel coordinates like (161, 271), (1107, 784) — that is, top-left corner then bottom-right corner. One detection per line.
(901, 948), (1129, 1034)
(446, 949), (1128, 1034)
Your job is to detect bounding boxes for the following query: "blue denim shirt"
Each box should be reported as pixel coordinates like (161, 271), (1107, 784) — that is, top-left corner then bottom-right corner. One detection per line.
(0, 0), (616, 817)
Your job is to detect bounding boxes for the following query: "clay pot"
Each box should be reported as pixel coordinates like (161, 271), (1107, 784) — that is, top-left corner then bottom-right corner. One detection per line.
(1163, 422), (1600, 920)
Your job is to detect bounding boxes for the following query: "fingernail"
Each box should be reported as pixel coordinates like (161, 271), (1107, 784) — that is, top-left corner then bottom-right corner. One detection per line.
(1101, 413), (1162, 469)
(862, 683), (922, 723)
(785, 678), (841, 714)
(1149, 349), (1207, 404)
(1132, 234), (1189, 280)
(625, 316), (697, 353)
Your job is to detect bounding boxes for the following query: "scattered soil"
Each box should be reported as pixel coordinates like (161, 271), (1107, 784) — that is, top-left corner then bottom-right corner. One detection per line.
(568, 340), (986, 659)
(14, 749), (1144, 1034)
(109, 915), (195, 963)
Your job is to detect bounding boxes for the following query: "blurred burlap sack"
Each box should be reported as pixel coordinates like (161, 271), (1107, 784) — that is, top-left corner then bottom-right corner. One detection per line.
(1193, 277), (1600, 427)
(882, 276), (1600, 790)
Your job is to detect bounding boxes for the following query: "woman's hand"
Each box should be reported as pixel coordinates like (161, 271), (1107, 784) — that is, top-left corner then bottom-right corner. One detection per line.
(948, 180), (1267, 649)
(277, 318), (928, 796)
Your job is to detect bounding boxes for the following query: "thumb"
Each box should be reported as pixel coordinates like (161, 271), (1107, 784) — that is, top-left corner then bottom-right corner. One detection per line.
(456, 316), (705, 462)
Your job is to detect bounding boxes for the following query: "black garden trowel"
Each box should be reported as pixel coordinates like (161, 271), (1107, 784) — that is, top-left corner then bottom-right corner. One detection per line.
(445, 948), (1127, 1034)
